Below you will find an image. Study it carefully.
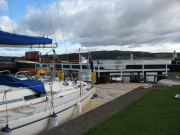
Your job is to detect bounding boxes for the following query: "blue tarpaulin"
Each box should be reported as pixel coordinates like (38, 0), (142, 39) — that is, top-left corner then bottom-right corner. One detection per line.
(0, 30), (52, 45)
(0, 74), (46, 94)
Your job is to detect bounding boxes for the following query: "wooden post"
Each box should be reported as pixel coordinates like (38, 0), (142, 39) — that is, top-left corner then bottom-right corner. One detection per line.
(142, 64), (144, 78)
(144, 72), (147, 82)
(98, 65), (100, 78)
(121, 65), (122, 79)
(130, 73), (132, 82)
(157, 71), (162, 82)
(138, 72), (140, 82)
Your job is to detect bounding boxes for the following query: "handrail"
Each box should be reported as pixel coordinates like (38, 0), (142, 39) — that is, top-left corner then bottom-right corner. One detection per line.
(0, 70), (12, 76)
(54, 63), (169, 79)
(33, 63), (169, 80)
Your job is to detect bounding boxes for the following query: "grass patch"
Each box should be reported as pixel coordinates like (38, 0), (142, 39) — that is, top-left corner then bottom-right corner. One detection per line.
(172, 72), (180, 76)
(83, 86), (180, 135)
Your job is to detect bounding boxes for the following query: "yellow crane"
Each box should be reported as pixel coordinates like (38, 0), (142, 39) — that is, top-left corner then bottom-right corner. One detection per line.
(46, 49), (60, 62)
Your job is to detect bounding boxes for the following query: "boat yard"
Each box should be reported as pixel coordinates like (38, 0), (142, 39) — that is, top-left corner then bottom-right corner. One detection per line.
(41, 84), (154, 135)
(1, 0), (180, 134)
(41, 72), (180, 135)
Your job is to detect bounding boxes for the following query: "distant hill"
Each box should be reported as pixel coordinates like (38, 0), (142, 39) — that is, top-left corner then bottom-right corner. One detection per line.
(54, 51), (176, 61)
(0, 56), (14, 62)
(0, 51), (177, 62)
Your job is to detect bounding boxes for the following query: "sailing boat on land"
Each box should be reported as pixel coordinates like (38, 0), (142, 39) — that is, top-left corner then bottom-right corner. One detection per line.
(0, 30), (95, 135)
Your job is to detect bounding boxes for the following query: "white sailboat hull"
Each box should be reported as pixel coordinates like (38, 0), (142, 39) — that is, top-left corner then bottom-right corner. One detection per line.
(0, 88), (95, 135)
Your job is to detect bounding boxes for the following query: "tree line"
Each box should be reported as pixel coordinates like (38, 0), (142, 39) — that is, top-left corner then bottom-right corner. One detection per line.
(0, 50), (177, 62)
(54, 51), (176, 61)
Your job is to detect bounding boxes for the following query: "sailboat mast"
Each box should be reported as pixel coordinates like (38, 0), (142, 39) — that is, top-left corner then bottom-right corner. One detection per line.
(52, 49), (55, 81)
(79, 48), (80, 64)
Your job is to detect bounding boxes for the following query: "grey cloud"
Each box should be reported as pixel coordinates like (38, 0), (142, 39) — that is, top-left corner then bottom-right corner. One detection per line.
(15, 0), (180, 48)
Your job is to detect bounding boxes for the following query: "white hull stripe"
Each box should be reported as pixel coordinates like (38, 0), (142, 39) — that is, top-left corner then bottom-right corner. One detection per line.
(0, 88), (84, 106)
(11, 91), (94, 131)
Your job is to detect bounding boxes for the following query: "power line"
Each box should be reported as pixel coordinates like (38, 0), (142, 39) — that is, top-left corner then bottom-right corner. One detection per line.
(7, 0), (15, 35)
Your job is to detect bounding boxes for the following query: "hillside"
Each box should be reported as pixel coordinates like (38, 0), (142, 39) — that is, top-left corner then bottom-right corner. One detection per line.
(0, 51), (177, 62)
(55, 51), (176, 61)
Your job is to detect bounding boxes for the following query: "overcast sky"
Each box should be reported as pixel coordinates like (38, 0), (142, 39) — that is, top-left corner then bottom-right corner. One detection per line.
(0, 0), (180, 56)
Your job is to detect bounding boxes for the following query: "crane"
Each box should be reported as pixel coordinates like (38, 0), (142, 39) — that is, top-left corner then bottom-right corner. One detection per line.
(46, 49), (60, 62)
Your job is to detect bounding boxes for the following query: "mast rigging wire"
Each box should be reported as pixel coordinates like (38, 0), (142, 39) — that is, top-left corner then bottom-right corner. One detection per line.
(0, 22), (2, 30)
(46, 0), (57, 44)
(36, 0), (57, 44)
(36, 0), (51, 27)
(55, 0), (69, 61)
(7, 0), (15, 35)
(45, 0), (56, 75)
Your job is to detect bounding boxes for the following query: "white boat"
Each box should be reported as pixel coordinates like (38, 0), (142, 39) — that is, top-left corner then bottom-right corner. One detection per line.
(0, 30), (96, 135)
(0, 70), (95, 135)
(110, 74), (125, 83)
(81, 56), (88, 64)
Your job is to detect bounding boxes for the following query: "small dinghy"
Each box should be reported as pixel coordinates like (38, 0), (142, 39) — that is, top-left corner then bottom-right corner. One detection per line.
(110, 74), (125, 83)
